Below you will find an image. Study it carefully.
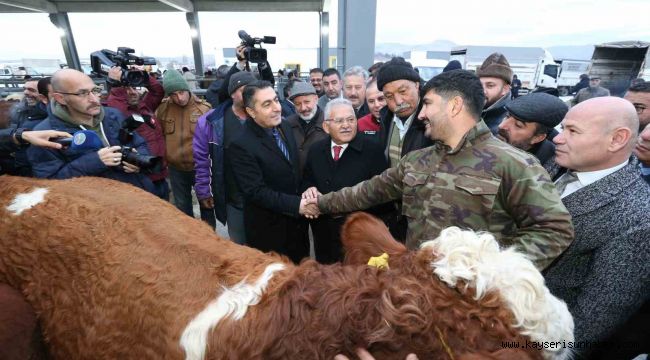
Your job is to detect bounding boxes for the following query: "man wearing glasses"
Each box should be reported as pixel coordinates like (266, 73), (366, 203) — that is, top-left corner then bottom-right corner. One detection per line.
(309, 70), (573, 271)
(301, 98), (390, 263)
(27, 69), (157, 194)
(624, 81), (650, 183)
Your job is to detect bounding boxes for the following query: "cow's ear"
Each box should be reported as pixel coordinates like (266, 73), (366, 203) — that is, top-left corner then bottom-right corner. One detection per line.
(340, 212), (406, 266)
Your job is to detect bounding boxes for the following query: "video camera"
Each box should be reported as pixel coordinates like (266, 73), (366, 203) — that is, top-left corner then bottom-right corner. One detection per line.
(238, 30), (276, 64)
(90, 47), (156, 87)
(118, 114), (161, 170)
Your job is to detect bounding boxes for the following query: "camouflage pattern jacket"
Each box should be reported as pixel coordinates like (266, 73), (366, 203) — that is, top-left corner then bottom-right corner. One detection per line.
(319, 120), (574, 270)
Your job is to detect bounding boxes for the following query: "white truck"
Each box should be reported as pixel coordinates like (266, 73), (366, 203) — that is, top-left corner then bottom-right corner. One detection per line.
(403, 50), (449, 80)
(556, 59), (591, 96)
(588, 41), (650, 96)
(449, 46), (559, 95)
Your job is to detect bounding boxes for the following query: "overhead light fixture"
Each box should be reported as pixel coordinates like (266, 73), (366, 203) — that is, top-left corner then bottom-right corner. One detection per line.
(57, 27), (66, 37)
(189, 29), (198, 38)
(321, 26), (329, 36)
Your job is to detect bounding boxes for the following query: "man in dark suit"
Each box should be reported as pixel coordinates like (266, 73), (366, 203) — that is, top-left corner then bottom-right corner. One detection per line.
(544, 97), (650, 359)
(228, 81), (317, 263)
(301, 98), (390, 263)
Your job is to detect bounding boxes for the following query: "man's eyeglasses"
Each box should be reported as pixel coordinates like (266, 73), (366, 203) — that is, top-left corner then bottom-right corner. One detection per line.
(57, 87), (103, 98)
(326, 117), (356, 125)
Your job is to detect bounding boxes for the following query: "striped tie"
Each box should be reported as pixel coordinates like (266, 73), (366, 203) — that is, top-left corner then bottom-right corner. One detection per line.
(555, 171), (578, 196)
(272, 128), (290, 162)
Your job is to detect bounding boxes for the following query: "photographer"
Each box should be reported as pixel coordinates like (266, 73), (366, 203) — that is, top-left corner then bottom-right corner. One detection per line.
(105, 66), (169, 199)
(218, 43), (275, 104)
(27, 69), (157, 195)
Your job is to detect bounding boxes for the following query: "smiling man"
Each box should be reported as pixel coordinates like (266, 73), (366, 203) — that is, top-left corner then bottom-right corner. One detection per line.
(313, 70), (573, 270)
(228, 80), (318, 263)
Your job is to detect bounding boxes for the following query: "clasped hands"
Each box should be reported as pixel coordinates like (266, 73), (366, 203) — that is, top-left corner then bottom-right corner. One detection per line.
(299, 186), (321, 219)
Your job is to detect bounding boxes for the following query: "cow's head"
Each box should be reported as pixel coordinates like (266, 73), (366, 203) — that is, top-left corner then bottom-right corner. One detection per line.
(340, 212), (574, 360)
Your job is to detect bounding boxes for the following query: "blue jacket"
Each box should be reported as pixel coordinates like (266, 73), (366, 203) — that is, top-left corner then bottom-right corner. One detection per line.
(27, 106), (157, 194)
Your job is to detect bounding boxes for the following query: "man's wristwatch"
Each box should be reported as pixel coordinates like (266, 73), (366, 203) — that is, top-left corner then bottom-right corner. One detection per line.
(13, 128), (28, 145)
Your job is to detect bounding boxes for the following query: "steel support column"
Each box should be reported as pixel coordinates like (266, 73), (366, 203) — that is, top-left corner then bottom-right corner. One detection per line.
(49, 12), (81, 70)
(186, 11), (204, 73)
(319, 11), (329, 69)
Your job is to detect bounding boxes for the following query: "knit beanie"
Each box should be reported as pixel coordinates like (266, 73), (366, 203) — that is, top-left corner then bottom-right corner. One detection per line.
(376, 57), (421, 91)
(476, 52), (513, 84)
(443, 60), (462, 73)
(228, 71), (256, 95)
(162, 69), (190, 96)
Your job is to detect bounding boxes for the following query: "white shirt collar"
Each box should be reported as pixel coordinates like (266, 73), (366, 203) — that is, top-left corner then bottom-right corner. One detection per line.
(392, 111), (416, 140)
(331, 140), (349, 159)
(558, 160), (628, 198)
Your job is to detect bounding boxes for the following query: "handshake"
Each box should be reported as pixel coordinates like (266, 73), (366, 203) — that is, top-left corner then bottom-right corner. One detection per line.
(299, 187), (322, 219)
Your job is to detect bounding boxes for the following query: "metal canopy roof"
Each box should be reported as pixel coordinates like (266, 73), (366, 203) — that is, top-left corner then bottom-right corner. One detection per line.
(0, 0), (324, 13)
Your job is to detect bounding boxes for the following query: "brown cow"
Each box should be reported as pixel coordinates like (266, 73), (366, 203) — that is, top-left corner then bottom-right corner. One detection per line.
(0, 176), (574, 360)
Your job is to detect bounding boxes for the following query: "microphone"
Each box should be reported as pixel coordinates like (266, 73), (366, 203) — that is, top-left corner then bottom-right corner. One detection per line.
(54, 130), (104, 151)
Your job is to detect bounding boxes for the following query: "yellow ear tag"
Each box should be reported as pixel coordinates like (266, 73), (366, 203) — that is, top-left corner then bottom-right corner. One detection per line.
(367, 253), (390, 270)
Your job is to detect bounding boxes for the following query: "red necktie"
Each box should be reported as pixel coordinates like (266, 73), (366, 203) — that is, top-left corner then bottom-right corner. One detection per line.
(333, 145), (342, 161)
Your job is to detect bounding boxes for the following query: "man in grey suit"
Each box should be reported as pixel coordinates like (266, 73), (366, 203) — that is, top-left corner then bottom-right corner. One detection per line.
(544, 96), (650, 359)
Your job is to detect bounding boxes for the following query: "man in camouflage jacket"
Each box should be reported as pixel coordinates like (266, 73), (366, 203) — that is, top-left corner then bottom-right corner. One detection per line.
(316, 70), (574, 270)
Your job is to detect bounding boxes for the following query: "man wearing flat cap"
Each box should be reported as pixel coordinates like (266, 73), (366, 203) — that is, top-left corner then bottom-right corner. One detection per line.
(477, 52), (513, 135)
(192, 71), (256, 243)
(285, 81), (328, 173)
(497, 93), (568, 168)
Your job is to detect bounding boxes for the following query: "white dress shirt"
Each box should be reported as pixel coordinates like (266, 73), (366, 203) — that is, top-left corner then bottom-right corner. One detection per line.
(330, 141), (349, 160)
(557, 160), (629, 198)
(392, 112), (415, 140)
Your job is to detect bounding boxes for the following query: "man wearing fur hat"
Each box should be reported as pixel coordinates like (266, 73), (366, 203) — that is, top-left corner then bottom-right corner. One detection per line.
(497, 93), (568, 168)
(155, 69), (211, 220)
(477, 52), (513, 135)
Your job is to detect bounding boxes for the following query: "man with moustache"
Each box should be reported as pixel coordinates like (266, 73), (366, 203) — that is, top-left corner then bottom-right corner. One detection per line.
(309, 70), (573, 271)
(301, 98), (389, 263)
(7, 78), (48, 175)
(309, 68), (325, 97)
(477, 53), (513, 135)
(342, 66), (370, 118)
(27, 69), (157, 194)
(375, 57), (432, 167)
(497, 93), (568, 168)
(285, 81), (328, 173)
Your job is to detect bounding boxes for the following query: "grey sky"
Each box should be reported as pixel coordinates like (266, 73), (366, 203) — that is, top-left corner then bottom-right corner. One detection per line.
(0, 0), (648, 61)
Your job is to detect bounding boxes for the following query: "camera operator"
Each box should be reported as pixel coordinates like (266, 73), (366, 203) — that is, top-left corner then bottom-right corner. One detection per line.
(105, 66), (169, 199)
(217, 44), (275, 104)
(27, 69), (157, 195)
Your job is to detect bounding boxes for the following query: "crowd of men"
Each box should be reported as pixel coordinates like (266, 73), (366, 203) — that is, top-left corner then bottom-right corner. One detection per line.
(1, 48), (649, 360)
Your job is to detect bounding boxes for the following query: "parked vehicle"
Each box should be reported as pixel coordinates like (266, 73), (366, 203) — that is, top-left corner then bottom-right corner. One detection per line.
(588, 40), (650, 96)
(556, 59), (591, 96)
(404, 50), (449, 80)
